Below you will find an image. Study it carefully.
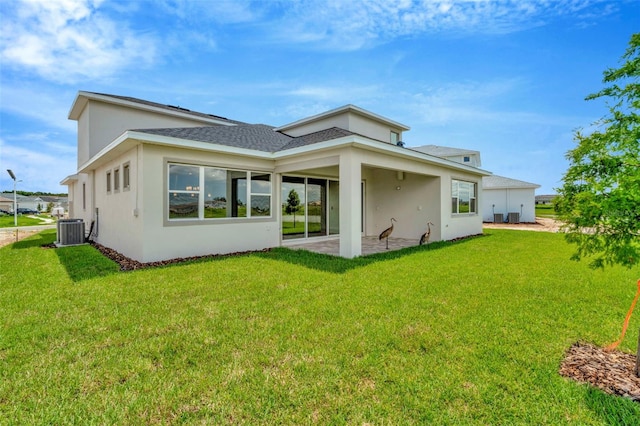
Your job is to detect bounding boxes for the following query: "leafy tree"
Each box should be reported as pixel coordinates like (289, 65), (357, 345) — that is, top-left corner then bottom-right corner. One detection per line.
(285, 189), (301, 226)
(556, 32), (639, 269)
(556, 33), (640, 374)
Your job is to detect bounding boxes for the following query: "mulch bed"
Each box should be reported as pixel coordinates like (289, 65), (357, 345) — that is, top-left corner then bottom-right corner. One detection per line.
(559, 342), (640, 402)
(90, 242), (271, 271)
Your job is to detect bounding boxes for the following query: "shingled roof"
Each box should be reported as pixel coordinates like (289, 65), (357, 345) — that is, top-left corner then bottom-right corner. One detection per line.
(82, 92), (246, 125)
(135, 125), (358, 153)
(482, 175), (540, 189)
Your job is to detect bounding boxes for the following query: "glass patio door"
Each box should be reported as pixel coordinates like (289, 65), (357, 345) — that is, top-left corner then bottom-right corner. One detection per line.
(282, 176), (333, 240)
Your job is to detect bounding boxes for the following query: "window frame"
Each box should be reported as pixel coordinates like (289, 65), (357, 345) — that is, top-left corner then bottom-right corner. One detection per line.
(123, 163), (130, 191)
(451, 179), (477, 215)
(166, 161), (273, 223)
(114, 167), (120, 192)
(106, 170), (112, 194)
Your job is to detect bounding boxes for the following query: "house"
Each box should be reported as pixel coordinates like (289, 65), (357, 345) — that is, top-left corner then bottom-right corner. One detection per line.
(0, 195), (13, 212)
(481, 175), (540, 223)
(61, 91), (491, 262)
(412, 145), (540, 223)
(535, 194), (556, 205)
(412, 145), (482, 168)
(0, 193), (42, 213)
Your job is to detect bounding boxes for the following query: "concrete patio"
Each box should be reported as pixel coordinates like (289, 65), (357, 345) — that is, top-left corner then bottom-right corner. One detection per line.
(284, 236), (422, 256)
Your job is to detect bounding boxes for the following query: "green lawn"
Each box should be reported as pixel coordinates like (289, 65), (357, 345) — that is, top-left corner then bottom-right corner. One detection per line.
(536, 204), (557, 218)
(1, 230), (639, 424)
(0, 214), (50, 228)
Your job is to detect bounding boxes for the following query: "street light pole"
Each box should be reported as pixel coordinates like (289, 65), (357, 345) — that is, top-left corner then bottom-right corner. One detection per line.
(7, 169), (18, 227)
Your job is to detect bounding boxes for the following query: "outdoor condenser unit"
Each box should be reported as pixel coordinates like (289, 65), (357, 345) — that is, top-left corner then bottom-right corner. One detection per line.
(493, 213), (504, 223)
(57, 219), (85, 246)
(508, 212), (520, 224)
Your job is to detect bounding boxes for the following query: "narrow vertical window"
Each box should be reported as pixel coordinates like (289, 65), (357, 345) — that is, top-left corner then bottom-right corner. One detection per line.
(106, 171), (112, 193)
(82, 183), (86, 210)
(114, 167), (120, 192)
(123, 163), (130, 190)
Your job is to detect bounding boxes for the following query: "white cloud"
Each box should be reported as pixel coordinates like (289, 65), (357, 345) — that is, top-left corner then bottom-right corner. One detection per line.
(0, 0), (158, 83)
(268, 0), (617, 51)
(0, 136), (76, 193)
(0, 86), (76, 132)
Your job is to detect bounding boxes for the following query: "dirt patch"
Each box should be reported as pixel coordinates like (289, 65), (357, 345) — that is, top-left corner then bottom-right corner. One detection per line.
(560, 342), (640, 402)
(483, 217), (562, 233)
(0, 229), (41, 248)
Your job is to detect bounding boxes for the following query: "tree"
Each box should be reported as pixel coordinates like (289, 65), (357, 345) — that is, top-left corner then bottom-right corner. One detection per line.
(556, 33), (640, 269)
(285, 189), (301, 226)
(556, 33), (640, 375)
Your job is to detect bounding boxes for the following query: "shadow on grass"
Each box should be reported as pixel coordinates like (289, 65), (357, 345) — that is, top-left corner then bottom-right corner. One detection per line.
(584, 387), (640, 424)
(13, 229), (484, 280)
(7, 229), (120, 282)
(10, 231), (55, 249)
(254, 236), (483, 274)
(55, 245), (120, 282)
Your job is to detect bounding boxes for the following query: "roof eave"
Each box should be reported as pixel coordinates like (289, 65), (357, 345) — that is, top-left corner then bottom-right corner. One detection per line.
(274, 104), (410, 133)
(68, 91), (236, 126)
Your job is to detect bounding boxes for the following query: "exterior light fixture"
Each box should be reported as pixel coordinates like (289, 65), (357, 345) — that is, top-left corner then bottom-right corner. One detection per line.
(6, 169), (20, 228)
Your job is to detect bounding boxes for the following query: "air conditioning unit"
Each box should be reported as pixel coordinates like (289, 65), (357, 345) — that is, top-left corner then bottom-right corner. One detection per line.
(493, 213), (504, 223)
(508, 212), (520, 224)
(57, 219), (85, 246)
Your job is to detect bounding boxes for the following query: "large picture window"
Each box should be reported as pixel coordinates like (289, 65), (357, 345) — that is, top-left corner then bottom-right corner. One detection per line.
(452, 179), (477, 214)
(168, 163), (271, 220)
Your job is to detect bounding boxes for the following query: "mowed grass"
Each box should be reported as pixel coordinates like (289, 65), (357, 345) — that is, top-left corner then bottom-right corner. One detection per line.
(535, 204), (557, 218)
(1, 230), (639, 424)
(0, 214), (49, 228)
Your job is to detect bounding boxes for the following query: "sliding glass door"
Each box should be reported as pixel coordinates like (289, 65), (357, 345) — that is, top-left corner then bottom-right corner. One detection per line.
(282, 176), (334, 240)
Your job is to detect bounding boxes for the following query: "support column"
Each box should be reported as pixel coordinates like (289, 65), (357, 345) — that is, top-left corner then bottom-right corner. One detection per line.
(339, 149), (362, 258)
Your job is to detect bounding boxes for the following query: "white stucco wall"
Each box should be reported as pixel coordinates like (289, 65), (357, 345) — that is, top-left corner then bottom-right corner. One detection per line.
(138, 145), (280, 263)
(281, 111), (403, 144)
(482, 188), (537, 223)
(76, 101), (232, 166)
(91, 146), (144, 260)
(365, 168), (441, 242)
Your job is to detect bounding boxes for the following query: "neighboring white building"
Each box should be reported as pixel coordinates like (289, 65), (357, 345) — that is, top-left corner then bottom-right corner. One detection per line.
(412, 145), (482, 168)
(482, 175), (540, 223)
(412, 145), (541, 223)
(61, 92), (491, 262)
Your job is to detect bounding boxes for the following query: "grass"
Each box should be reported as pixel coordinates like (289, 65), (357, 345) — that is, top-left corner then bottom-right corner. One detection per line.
(0, 214), (51, 228)
(536, 204), (557, 218)
(2, 229), (640, 424)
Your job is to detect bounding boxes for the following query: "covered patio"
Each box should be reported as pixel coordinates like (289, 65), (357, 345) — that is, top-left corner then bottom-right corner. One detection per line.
(285, 236), (422, 256)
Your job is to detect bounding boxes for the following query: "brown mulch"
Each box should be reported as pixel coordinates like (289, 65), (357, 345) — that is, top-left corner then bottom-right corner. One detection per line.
(559, 342), (640, 402)
(89, 242), (270, 271)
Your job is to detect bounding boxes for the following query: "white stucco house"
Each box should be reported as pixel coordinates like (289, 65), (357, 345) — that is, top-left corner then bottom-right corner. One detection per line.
(411, 145), (540, 223)
(481, 175), (540, 223)
(61, 92), (491, 262)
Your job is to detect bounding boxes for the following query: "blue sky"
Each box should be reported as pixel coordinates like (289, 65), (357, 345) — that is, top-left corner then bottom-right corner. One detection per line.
(0, 0), (638, 195)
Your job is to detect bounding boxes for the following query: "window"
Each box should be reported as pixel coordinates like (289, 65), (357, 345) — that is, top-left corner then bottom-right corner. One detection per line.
(82, 183), (86, 210)
(106, 171), (112, 193)
(114, 167), (120, 192)
(452, 180), (477, 214)
(390, 131), (400, 144)
(123, 163), (130, 190)
(168, 163), (271, 220)
(463, 156), (470, 163)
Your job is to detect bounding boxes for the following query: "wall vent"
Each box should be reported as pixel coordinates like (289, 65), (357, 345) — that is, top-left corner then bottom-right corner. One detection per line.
(57, 219), (85, 246)
(508, 212), (520, 224)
